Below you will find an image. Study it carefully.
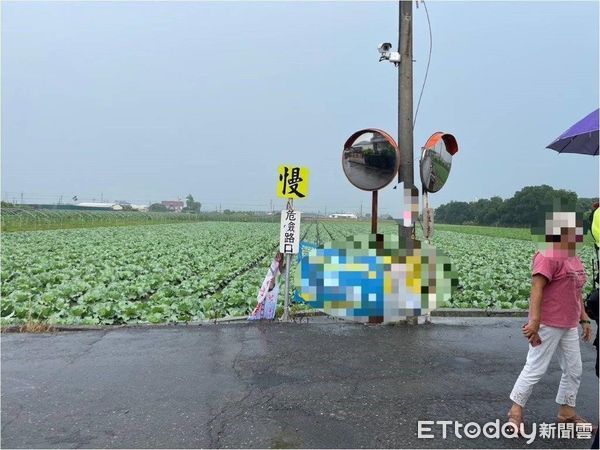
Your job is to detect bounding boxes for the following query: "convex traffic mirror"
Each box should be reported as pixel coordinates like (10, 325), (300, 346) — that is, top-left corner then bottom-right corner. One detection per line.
(420, 132), (458, 193)
(342, 129), (400, 191)
(342, 129), (400, 234)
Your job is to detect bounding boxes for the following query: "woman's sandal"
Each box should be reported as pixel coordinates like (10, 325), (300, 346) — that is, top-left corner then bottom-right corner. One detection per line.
(557, 415), (588, 423)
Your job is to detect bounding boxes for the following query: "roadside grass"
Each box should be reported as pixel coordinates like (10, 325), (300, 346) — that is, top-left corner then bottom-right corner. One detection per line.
(17, 321), (56, 333)
(0, 299), (57, 333)
(1, 317), (56, 333)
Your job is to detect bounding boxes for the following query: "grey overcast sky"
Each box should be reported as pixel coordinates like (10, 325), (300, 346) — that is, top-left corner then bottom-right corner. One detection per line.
(2, 1), (599, 215)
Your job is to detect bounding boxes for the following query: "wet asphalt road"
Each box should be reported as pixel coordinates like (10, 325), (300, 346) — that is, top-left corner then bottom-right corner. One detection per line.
(1, 317), (598, 449)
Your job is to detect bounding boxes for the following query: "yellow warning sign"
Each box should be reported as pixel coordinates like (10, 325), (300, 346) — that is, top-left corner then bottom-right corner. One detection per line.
(277, 165), (309, 199)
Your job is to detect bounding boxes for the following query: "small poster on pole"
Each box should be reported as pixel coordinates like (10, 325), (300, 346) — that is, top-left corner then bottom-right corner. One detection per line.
(280, 209), (301, 254)
(424, 207), (434, 240)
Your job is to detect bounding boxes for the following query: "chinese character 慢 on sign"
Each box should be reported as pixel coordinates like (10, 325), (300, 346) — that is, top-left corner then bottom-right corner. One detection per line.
(277, 165), (309, 199)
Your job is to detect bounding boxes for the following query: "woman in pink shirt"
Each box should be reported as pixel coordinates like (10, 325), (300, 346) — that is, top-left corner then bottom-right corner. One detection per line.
(508, 212), (593, 431)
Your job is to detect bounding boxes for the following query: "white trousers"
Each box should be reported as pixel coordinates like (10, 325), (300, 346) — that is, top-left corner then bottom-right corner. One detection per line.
(510, 325), (582, 407)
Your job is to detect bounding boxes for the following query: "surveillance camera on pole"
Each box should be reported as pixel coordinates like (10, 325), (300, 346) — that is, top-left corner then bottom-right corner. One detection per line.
(377, 42), (401, 65)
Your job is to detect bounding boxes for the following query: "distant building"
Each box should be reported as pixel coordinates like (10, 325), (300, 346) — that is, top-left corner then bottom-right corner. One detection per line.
(76, 202), (123, 211)
(161, 200), (184, 212)
(329, 213), (358, 219)
(370, 132), (389, 152)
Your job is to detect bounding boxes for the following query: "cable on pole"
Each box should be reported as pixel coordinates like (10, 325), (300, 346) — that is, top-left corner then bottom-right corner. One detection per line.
(413, 0), (432, 130)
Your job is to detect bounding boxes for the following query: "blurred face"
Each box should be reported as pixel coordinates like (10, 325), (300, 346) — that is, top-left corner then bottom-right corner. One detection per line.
(559, 227), (574, 247)
(546, 227), (580, 256)
(543, 212), (582, 255)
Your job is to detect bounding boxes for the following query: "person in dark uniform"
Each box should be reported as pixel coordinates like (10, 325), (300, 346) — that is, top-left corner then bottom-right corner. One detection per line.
(586, 287), (598, 449)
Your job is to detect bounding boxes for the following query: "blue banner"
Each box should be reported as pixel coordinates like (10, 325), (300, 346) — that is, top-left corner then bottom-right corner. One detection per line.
(293, 240), (319, 303)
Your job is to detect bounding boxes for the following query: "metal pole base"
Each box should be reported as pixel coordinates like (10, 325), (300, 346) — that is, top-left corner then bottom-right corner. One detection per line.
(281, 253), (292, 321)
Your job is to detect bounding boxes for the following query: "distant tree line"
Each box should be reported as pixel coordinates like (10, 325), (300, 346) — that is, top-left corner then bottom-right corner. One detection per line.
(148, 203), (168, 212)
(1, 201), (33, 209)
(434, 185), (597, 228)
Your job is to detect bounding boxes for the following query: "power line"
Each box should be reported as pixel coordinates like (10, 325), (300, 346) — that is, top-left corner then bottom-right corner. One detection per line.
(413, 0), (432, 130)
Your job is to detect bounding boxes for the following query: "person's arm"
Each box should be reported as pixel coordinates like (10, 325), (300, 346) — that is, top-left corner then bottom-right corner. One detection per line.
(580, 295), (593, 342)
(523, 275), (547, 343)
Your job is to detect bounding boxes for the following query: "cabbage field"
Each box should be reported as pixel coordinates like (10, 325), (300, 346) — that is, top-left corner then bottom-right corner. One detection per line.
(1, 220), (596, 325)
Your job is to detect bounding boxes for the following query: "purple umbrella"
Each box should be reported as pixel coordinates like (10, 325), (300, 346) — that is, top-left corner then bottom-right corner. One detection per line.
(547, 108), (599, 156)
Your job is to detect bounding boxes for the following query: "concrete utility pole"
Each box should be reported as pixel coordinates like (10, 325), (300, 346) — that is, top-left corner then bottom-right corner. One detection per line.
(398, 0), (415, 239)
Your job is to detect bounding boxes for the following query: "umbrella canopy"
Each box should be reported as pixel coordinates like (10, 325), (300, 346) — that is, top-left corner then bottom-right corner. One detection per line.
(547, 108), (599, 155)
